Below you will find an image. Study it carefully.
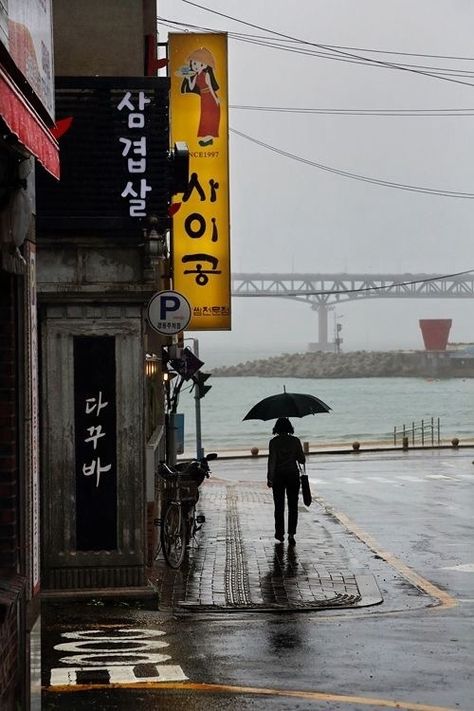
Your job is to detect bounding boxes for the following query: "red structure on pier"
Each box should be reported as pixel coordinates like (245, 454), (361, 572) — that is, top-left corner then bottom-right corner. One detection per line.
(419, 319), (452, 351)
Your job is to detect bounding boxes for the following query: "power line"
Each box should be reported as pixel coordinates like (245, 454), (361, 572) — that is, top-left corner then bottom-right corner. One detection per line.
(238, 270), (474, 297)
(230, 128), (474, 199)
(160, 16), (474, 63)
(230, 104), (474, 117)
(160, 17), (474, 80)
(307, 270), (474, 296)
(160, 18), (474, 115)
(229, 33), (474, 79)
(178, 2), (474, 89)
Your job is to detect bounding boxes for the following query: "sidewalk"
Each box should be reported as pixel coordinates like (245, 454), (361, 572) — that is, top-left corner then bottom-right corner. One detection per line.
(149, 479), (382, 613)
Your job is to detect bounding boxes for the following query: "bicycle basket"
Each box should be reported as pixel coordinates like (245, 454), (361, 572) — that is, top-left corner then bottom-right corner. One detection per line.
(178, 476), (200, 503)
(175, 462), (206, 487)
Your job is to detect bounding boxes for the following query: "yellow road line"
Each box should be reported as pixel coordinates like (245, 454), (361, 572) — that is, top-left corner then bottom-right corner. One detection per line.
(43, 680), (458, 710)
(323, 503), (458, 610)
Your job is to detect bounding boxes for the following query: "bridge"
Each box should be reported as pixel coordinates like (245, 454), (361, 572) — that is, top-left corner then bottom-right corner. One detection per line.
(231, 272), (474, 351)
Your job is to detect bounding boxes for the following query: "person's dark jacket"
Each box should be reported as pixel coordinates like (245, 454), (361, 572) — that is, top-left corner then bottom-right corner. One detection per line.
(267, 433), (305, 486)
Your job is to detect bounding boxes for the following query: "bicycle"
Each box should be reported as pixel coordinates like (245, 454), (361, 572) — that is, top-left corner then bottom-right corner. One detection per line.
(157, 452), (217, 568)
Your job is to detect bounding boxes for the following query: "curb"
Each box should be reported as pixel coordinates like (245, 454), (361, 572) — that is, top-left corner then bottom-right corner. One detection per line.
(181, 443), (474, 462)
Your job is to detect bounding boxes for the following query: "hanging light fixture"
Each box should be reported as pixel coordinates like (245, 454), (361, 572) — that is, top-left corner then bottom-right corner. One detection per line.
(145, 353), (159, 378)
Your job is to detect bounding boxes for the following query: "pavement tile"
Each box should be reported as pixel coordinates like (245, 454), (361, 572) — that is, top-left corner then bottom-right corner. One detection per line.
(150, 481), (382, 612)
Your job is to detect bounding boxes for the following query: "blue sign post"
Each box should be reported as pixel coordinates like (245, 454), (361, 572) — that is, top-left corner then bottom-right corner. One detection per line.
(171, 413), (185, 455)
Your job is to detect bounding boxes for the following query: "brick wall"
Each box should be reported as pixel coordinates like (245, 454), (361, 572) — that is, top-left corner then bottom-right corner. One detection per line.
(0, 604), (18, 709)
(0, 576), (25, 710)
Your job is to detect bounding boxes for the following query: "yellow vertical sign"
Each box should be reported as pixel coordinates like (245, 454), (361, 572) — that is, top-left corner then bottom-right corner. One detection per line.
(169, 33), (231, 330)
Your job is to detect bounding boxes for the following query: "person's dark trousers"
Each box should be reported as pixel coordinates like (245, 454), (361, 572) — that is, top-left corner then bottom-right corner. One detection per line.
(272, 476), (300, 537)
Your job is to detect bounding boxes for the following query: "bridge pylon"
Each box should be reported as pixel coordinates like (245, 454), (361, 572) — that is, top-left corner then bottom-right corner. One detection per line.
(308, 303), (336, 352)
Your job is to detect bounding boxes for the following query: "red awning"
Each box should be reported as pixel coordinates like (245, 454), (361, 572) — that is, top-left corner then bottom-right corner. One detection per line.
(0, 67), (59, 179)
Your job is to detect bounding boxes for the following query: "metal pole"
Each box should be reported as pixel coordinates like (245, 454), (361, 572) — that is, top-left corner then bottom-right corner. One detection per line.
(191, 339), (204, 459)
(421, 419), (424, 447)
(166, 412), (177, 466)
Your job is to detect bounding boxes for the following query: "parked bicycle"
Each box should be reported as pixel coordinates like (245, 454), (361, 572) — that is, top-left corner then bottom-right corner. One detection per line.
(156, 452), (217, 568)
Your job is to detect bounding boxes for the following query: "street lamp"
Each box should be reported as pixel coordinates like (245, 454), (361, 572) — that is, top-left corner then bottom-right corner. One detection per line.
(335, 314), (344, 354)
(145, 353), (159, 378)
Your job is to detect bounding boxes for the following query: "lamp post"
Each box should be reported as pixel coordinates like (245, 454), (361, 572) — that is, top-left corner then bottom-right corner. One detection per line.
(332, 310), (344, 354)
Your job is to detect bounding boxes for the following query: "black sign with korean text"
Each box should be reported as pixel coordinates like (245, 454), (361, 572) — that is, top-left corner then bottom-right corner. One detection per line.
(74, 336), (117, 551)
(36, 76), (170, 235)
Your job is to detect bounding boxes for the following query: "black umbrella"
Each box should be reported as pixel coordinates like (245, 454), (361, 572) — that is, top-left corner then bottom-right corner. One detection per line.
(243, 388), (331, 421)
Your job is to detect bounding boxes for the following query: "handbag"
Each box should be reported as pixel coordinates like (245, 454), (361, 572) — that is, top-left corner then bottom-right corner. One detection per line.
(299, 464), (312, 506)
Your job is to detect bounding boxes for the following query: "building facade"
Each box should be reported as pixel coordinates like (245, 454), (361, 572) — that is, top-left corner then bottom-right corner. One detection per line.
(35, 0), (176, 592)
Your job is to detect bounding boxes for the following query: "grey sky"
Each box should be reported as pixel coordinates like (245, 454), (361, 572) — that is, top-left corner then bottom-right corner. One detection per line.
(158, 1), (474, 363)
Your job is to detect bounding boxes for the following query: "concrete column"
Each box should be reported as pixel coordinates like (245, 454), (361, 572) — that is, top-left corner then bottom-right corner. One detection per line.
(308, 303), (330, 352)
(318, 304), (329, 349)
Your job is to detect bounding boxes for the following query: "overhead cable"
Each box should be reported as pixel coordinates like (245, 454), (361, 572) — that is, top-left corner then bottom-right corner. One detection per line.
(230, 128), (474, 199)
(177, 2), (474, 88)
(230, 104), (474, 117)
(160, 16), (474, 63)
(241, 270), (474, 297)
(159, 18), (474, 79)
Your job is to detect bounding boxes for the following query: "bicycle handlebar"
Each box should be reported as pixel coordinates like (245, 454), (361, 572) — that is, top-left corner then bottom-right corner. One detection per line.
(158, 453), (217, 481)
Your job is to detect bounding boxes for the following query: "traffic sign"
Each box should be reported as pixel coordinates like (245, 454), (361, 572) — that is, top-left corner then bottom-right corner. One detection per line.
(147, 290), (191, 335)
(169, 347), (204, 380)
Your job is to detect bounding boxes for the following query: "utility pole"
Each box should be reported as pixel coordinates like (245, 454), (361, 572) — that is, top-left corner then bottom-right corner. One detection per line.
(186, 338), (204, 459)
(167, 337), (211, 460)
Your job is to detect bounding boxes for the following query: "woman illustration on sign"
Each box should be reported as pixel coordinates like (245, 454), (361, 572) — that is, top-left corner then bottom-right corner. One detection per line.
(178, 47), (220, 146)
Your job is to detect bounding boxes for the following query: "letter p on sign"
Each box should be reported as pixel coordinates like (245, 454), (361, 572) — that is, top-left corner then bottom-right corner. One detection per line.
(160, 296), (180, 320)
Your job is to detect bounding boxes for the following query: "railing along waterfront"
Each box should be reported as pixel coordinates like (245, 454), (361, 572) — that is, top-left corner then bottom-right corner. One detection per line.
(393, 418), (441, 447)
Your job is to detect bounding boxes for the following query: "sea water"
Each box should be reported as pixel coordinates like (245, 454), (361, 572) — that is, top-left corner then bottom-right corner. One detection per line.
(176, 376), (474, 454)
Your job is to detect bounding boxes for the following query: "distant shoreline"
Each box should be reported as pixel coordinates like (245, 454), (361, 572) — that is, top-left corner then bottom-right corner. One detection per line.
(213, 350), (474, 379)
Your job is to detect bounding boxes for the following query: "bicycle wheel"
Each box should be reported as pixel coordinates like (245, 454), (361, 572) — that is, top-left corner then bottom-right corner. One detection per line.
(161, 502), (187, 568)
(185, 504), (196, 541)
(152, 516), (162, 562)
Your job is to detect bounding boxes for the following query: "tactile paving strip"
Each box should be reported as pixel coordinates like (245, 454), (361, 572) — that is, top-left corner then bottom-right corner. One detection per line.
(225, 488), (251, 606)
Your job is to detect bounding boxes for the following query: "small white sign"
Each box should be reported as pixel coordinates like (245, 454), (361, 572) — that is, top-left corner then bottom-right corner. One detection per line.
(147, 290), (191, 335)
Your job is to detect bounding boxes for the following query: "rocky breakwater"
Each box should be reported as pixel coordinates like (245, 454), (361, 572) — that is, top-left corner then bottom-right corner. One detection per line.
(213, 351), (430, 378)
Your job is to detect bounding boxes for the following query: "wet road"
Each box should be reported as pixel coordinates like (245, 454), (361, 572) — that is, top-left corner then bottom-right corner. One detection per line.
(308, 448), (474, 601)
(42, 449), (474, 711)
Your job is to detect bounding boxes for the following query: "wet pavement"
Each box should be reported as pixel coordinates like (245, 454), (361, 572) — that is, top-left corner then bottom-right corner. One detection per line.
(150, 482), (382, 612)
(41, 449), (474, 711)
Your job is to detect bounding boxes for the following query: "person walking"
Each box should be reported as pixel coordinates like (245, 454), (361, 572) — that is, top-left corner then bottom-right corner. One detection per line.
(267, 417), (305, 545)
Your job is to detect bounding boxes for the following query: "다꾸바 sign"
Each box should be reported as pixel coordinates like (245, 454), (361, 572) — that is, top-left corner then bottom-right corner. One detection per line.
(147, 290), (191, 335)
(169, 32), (231, 331)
